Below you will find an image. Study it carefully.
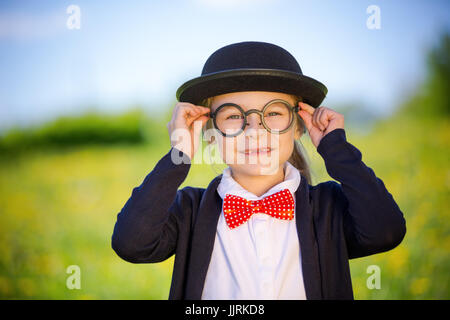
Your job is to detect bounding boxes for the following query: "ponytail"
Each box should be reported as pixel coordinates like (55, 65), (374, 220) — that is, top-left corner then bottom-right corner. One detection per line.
(288, 139), (313, 185)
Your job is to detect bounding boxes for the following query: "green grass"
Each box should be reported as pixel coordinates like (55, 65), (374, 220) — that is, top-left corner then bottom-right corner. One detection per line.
(347, 114), (450, 299)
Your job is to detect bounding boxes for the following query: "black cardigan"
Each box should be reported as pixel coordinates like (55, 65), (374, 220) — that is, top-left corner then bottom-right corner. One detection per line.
(111, 128), (406, 300)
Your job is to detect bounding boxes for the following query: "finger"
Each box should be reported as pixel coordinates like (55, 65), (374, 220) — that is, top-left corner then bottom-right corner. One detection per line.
(314, 107), (323, 130)
(312, 107), (321, 129)
(195, 105), (211, 113)
(183, 109), (200, 127)
(179, 103), (201, 113)
(318, 108), (329, 131)
(316, 107), (326, 130)
(298, 110), (313, 132)
(191, 105), (211, 118)
(185, 112), (200, 126)
(200, 116), (210, 129)
(183, 106), (201, 119)
(299, 102), (315, 115)
(174, 104), (196, 119)
(186, 112), (209, 127)
(195, 115), (209, 125)
(192, 105), (205, 114)
(322, 108), (333, 130)
(196, 106), (211, 117)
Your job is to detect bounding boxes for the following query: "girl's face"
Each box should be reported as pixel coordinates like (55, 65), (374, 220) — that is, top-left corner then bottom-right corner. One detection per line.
(210, 91), (301, 177)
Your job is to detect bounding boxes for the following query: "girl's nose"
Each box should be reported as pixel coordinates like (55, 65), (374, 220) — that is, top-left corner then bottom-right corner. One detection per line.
(245, 113), (265, 139)
(245, 113), (263, 130)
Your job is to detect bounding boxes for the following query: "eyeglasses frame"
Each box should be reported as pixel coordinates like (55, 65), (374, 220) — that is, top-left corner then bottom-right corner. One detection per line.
(210, 98), (301, 137)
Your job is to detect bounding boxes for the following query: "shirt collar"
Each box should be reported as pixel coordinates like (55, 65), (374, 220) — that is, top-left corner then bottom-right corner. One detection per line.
(217, 161), (301, 200)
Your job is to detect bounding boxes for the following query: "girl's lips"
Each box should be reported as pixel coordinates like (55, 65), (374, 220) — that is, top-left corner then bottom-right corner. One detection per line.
(240, 147), (273, 155)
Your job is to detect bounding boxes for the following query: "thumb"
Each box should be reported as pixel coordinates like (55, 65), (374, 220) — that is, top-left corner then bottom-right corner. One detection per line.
(198, 115), (210, 125)
(298, 110), (313, 132)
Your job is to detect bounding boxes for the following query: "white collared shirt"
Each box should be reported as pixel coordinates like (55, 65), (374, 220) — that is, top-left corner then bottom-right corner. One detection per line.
(201, 162), (307, 300)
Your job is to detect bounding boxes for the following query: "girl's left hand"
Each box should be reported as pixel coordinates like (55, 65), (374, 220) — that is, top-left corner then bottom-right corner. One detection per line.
(297, 102), (345, 148)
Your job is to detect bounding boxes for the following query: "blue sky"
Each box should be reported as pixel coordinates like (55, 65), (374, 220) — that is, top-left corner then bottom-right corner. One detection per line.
(0, 0), (449, 130)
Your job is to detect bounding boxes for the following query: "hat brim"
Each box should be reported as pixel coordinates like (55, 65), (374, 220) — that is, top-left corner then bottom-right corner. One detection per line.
(176, 68), (327, 108)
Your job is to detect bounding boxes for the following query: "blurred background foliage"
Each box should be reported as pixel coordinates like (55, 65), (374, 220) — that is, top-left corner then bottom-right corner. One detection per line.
(0, 32), (449, 300)
(0, 108), (165, 157)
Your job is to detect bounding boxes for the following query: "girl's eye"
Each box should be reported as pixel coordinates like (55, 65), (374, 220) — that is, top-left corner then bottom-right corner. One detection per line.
(266, 112), (281, 117)
(226, 114), (243, 120)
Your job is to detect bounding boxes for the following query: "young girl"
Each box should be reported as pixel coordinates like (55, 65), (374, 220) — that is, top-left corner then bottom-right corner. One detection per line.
(111, 41), (406, 300)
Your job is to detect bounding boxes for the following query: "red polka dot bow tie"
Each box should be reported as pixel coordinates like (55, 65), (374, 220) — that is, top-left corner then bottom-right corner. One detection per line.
(223, 189), (295, 229)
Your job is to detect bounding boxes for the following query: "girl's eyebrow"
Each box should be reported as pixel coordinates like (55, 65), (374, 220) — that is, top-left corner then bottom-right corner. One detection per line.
(221, 101), (267, 110)
(213, 98), (294, 112)
(233, 99), (292, 110)
(238, 103), (263, 111)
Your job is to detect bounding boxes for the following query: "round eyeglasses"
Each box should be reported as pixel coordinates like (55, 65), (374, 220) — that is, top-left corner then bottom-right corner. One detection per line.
(210, 99), (301, 137)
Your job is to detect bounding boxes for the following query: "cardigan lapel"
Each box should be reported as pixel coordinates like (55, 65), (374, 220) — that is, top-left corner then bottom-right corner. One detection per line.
(184, 175), (223, 299)
(295, 174), (323, 299)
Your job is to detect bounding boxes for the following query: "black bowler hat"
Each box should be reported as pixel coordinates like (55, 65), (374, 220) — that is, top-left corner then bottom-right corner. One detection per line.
(176, 41), (327, 108)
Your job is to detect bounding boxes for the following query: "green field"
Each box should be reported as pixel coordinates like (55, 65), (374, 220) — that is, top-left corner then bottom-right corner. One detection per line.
(0, 109), (448, 299)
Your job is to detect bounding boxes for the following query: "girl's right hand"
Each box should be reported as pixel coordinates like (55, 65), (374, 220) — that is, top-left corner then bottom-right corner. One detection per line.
(167, 102), (210, 159)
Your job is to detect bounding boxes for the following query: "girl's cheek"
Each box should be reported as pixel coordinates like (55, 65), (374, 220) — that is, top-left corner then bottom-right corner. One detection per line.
(276, 133), (296, 161)
(218, 136), (239, 165)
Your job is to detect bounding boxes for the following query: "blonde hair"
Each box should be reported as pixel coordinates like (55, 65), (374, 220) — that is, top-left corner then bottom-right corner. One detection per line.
(198, 94), (313, 185)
